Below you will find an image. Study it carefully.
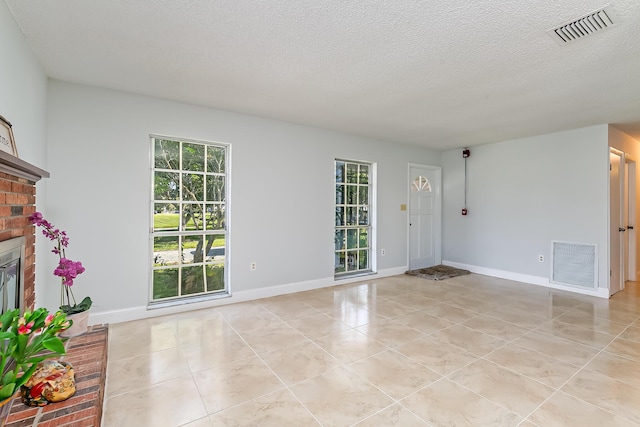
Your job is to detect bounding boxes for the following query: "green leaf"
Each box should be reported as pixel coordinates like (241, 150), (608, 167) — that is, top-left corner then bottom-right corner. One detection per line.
(0, 310), (16, 331)
(23, 355), (47, 365)
(14, 363), (39, 389)
(77, 296), (92, 311)
(0, 383), (15, 401)
(61, 296), (92, 315)
(42, 337), (66, 355)
(1, 370), (15, 387)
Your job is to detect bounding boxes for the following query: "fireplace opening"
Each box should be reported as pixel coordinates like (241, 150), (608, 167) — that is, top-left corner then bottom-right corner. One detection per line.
(0, 236), (25, 314)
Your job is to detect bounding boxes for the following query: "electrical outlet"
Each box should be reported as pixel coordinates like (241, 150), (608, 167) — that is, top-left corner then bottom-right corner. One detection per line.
(538, 255), (544, 262)
(381, 249), (386, 256)
(250, 262), (256, 271)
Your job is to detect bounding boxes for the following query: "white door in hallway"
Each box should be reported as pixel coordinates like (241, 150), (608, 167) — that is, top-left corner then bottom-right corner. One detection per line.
(408, 165), (441, 270)
(610, 149), (623, 296)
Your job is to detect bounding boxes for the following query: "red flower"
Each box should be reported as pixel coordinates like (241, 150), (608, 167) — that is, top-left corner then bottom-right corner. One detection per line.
(18, 320), (34, 335)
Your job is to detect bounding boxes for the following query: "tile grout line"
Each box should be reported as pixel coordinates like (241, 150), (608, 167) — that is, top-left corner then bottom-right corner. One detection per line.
(516, 317), (640, 425)
(219, 310), (325, 426)
(259, 299), (440, 426)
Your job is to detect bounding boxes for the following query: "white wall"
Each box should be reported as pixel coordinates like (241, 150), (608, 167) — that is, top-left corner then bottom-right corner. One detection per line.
(0, 2), (50, 305)
(442, 125), (610, 295)
(45, 81), (440, 323)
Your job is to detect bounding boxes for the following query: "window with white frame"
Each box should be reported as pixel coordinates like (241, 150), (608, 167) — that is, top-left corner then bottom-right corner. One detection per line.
(335, 159), (372, 277)
(150, 137), (228, 303)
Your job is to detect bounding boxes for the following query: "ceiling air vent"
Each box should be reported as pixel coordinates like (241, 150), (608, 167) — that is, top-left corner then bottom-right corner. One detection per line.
(547, 5), (616, 44)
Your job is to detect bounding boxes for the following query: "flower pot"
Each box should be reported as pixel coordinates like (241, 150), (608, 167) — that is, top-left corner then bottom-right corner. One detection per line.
(0, 394), (16, 427)
(60, 310), (89, 338)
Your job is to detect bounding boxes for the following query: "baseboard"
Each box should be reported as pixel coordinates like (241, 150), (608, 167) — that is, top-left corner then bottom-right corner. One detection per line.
(88, 266), (408, 325)
(442, 260), (610, 299)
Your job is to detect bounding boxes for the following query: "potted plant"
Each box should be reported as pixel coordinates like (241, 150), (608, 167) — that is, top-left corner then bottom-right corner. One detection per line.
(0, 308), (68, 423)
(29, 212), (92, 337)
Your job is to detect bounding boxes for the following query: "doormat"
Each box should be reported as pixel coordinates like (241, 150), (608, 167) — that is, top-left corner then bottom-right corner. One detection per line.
(406, 264), (471, 281)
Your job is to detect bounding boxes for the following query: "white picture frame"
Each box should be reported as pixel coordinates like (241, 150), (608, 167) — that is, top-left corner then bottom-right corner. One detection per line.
(0, 115), (18, 157)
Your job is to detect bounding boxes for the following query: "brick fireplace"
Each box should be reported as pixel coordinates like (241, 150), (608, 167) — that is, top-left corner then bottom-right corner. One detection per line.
(0, 154), (106, 427)
(0, 151), (48, 312)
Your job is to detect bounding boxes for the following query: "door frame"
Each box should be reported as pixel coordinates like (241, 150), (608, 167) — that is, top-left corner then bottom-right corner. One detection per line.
(406, 163), (442, 269)
(625, 155), (637, 282)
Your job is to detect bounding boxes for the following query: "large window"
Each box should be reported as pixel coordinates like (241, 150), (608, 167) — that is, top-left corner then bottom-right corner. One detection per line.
(335, 159), (372, 277)
(151, 137), (228, 304)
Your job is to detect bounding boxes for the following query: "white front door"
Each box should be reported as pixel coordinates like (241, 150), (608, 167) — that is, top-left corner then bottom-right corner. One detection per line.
(408, 165), (441, 270)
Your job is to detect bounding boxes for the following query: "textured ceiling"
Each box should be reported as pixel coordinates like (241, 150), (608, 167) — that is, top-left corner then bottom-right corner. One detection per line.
(5, 0), (640, 149)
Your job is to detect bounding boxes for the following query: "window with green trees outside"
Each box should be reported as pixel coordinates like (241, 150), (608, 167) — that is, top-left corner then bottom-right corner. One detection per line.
(335, 159), (372, 277)
(151, 137), (228, 303)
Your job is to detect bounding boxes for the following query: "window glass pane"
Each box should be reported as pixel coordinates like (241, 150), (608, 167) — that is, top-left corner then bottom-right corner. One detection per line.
(347, 229), (357, 249)
(206, 263), (225, 291)
(336, 184), (344, 204)
(335, 230), (345, 251)
(359, 228), (368, 248)
(207, 147), (225, 173)
(182, 173), (204, 201)
(359, 165), (369, 184)
(182, 266), (205, 295)
(155, 139), (179, 170)
(153, 269), (178, 299)
(411, 176), (431, 192)
(335, 206), (345, 226)
(346, 185), (357, 204)
(346, 164), (358, 183)
(358, 207), (369, 225)
(206, 176), (225, 201)
(183, 143), (205, 172)
(336, 162), (345, 183)
(207, 236), (226, 261)
(335, 252), (345, 274)
(359, 250), (368, 270)
(182, 235), (203, 264)
(358, 186), (368, 205)
(182, 204), (205, 231)
(154, 236), (179, 266)
(154, 203), (179, 231)
(346, 251), (357, 270)
(346, 207), (357, 225)
(205, 204), (225, 230)
(155, 171), (179, 200)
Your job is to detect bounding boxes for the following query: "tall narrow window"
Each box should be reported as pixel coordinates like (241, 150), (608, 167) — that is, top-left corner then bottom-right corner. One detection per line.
(151, 137), (228, 304)
(335, 159), (372, 277)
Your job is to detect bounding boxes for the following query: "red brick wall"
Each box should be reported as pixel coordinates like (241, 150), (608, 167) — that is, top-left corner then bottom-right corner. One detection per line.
(0, 171), (36, 311)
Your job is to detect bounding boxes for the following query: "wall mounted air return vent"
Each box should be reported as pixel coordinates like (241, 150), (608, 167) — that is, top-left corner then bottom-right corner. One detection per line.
(547, 5), (616, 44)
(551, 241), (597, 288)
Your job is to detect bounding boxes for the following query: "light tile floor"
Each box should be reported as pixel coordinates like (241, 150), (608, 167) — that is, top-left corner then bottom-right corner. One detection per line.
(102, 274), (640, 426)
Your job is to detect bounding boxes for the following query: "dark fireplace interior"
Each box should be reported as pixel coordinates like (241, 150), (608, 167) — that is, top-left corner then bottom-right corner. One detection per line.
(0, 236), (25, 313)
